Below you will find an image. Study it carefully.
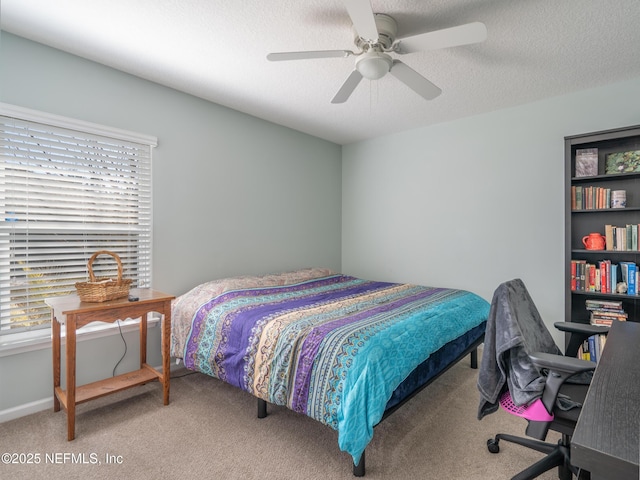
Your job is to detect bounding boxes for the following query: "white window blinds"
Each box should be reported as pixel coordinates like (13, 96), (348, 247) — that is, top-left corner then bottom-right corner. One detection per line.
(0, 104), (156, 336)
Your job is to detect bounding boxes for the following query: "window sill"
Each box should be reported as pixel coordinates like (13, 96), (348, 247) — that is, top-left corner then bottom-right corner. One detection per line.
(0, 316), (161, 358)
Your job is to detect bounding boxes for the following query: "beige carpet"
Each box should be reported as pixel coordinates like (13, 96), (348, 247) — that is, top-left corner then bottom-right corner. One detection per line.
(0, 354), (562, 479)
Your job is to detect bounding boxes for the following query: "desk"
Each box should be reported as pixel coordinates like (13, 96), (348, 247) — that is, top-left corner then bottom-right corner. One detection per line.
(571, 320), (640, 480)
(46, 288), (174, 440)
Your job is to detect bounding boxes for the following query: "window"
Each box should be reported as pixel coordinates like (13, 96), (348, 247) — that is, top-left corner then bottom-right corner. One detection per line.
(0, 103), (157, 338)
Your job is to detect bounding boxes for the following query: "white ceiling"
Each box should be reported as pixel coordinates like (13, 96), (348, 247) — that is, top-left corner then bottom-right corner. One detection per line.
(2, 0), (640, 145)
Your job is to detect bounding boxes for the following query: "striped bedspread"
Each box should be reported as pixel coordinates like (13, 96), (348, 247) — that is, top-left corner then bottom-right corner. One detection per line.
(171, 269), (489, 464)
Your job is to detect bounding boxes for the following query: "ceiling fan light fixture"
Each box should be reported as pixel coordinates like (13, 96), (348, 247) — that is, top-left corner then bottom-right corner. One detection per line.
(355, 52), (393, 80)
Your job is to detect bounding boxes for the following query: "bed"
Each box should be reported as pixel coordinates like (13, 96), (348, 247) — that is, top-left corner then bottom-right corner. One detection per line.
(171, 268), (489, 476)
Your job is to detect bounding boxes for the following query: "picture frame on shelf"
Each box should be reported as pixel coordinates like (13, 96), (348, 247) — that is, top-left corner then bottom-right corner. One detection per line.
(605, 150), (640, 174)
(575, 148), (598, 177)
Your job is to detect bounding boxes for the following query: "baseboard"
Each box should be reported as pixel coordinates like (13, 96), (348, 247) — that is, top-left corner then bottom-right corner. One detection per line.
(0, 396), (53, 423)
(0, 363), (181, 424)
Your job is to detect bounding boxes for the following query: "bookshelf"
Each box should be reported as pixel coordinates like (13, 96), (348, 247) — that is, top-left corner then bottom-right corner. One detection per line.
(565, 125), (640, 344)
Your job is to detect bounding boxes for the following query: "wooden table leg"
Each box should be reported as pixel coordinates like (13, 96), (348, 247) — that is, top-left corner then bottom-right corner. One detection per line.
(162, 302), (171, 405)
(66, 314), (77, 441)
(52, 313), (61, 412)
(140, 313), (147, 368)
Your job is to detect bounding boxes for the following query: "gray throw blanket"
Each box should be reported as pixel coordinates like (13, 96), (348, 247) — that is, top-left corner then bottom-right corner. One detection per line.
(477, 279), (564, 420)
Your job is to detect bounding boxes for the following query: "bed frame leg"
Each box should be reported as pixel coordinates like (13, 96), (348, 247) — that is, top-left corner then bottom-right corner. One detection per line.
(470, 348), (478, 369)
(353, 450), (365, 477)
(257, 399), (267, 418)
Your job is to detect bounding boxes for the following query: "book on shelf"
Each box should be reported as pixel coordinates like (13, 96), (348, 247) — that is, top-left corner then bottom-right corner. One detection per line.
(591, 313), (628, 325)
(575, 148), (599, 177)
(589, 307), (628, 322)
(586, 298), (628, 326)
(602, 224), (640, 251)
(600, 259), (611, 293)
(588, 335), (598, 363)
(577, 334), (607, 363)
(585, 298), (623, 310)
(571, 185), (611, 210)
(605, 224), (613, 250)
(570, 260), (592, 292)
(605, 260), (615, 293)
(571, 259), (587, 291)
(569, 259), (640, 294)
(619, 261), (638, 295)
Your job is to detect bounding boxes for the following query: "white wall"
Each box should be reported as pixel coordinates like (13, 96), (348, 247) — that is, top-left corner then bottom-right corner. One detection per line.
(0, 33), (342, 417)
(342, 76), (640, 345)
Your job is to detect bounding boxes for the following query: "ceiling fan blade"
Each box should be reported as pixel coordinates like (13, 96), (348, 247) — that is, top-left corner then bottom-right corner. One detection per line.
(395, 22), (487, 54)
(390, 61), (442, 100)
(267, 50), (354, 61)
(331, 70), (363, 104)
(343, 0), (379, 43)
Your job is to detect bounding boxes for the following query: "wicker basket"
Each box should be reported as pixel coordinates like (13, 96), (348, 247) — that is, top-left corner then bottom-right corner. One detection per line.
(75, 250), (132, 302)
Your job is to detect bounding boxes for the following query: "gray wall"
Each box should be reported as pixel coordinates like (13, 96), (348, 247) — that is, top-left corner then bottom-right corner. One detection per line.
(0, 33), (341, 417)
(342, 76), (640, 347)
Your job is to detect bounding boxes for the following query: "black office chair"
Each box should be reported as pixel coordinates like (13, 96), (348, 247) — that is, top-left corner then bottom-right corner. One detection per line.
(477, 279), (609, 480)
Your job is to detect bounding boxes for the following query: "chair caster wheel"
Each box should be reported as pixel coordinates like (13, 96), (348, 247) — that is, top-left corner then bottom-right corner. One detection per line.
(487, 438), (500, 454)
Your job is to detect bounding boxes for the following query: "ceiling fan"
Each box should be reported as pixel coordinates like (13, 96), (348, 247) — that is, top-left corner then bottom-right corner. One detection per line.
(266, 0), (487, 104)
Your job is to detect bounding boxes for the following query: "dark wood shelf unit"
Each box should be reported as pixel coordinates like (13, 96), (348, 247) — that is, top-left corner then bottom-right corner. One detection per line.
(565, 125), (640, 338)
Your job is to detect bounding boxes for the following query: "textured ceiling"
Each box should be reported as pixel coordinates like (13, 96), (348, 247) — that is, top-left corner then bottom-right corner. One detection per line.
(2, 0), (640, 145)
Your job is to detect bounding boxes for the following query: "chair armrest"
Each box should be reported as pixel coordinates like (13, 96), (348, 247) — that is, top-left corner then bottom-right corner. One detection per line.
(554, 322), (609, 358)
(529, 351), (596, 376)
(554, 321), (609, 336)
(530, 352), (596, 416)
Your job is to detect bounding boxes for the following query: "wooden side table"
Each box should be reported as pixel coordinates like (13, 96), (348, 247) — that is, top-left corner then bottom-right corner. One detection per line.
(46, 288), (175, 440)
